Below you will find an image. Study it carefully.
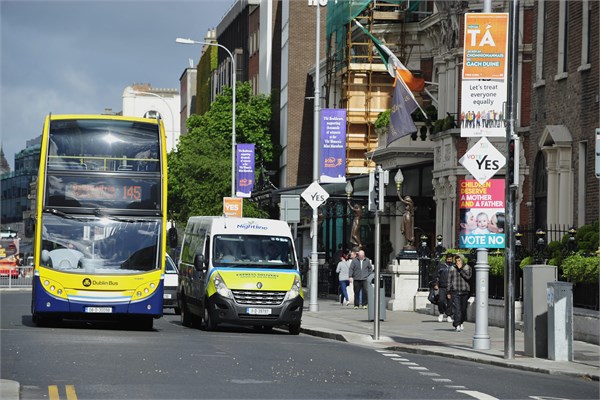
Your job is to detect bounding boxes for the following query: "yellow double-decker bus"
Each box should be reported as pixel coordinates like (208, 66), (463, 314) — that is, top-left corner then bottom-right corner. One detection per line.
(31, 114), (170, 329)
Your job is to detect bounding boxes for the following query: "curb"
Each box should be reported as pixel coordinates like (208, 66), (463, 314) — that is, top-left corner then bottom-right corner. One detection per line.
(0, 379), (20, 400)
(299, 327), (600, 382)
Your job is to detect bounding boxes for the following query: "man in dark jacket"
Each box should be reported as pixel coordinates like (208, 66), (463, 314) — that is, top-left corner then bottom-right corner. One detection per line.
(434, 253), (454, 323)
(448, 254), (472, 332)
(348, 250), (373, 309)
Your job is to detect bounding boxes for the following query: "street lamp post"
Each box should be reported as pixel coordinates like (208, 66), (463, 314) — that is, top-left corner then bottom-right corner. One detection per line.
(176, 37), (236, 197)
(127, 89), (176, 151)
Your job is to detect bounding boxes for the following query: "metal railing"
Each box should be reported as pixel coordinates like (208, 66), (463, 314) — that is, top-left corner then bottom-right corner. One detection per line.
(0, 266), (33, 288)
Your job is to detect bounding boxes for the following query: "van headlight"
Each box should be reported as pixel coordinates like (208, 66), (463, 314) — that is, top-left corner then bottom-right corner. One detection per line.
(283, 275), (302, 301)
(213, 272), (233, 299)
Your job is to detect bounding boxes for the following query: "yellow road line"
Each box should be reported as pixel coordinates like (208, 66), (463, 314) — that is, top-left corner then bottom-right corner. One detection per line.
(48, 385), (59, 400)
(47, 385), (77, 400)
(66, 385), (77, 400)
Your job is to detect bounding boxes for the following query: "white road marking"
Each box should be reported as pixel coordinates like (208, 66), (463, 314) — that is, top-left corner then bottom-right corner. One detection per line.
(408, 366), (428, 370)
(457, 390), (499, 400)
(432, 378), (453, 383)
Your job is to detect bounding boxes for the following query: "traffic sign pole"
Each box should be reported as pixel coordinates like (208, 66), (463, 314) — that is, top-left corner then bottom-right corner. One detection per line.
(504, 0), (520, 360)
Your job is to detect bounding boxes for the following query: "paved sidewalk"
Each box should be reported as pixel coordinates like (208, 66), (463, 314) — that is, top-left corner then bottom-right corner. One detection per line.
(299, 296), (599, 381)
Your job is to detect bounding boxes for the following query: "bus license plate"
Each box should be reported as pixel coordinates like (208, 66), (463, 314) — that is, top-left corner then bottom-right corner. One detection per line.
(85, 307), (112, 313)
(247, 308), (271, 315)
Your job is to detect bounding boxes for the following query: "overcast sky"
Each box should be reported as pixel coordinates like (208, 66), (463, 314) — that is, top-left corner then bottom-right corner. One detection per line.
(0, 0), (233, 169)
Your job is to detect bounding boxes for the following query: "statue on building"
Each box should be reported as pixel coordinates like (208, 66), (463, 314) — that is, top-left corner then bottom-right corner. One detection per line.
(398, 195), (415, 250)
(347, 200), (362, 249)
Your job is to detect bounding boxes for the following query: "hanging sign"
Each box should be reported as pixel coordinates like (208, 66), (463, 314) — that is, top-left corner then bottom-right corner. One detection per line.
(319, 108), (347, 183)
(236, 144), (255, 198)
(459, 137), (506, 185)
(461, 13), (509, 138)
(458, 179), (505, 249)
(463, 13), (509, 80)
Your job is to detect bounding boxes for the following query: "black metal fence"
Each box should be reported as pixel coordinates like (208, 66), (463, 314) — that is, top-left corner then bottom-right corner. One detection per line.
(415, 226), (598, 311)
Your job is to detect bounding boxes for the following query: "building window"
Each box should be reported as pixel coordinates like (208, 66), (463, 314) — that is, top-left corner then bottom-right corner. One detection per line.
(535, 0), (546, 84)
(555, 0), (569, 80)
(579, 0), (591, 70)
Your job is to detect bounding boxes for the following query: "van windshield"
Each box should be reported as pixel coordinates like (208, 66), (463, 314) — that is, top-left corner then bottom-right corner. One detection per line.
(213, 235), (295, 268)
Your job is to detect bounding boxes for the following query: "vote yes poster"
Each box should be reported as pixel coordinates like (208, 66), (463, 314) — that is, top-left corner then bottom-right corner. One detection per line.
(461, 13), (508, 138)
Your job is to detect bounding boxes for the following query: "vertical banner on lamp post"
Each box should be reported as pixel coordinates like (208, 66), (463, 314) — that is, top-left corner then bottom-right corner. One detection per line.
(236, 144), (255, 198)
(463, 13), (509, 80)
(320, 108), (347, 183)
(461, 13), (509, 138)
(458, 179), (505, 249)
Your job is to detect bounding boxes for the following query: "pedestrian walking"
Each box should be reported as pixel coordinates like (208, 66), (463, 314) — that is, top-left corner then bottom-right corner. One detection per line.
(335, 253), (351, 306)
(434, 253), (454, 323)
(447, 254), (472, 332)
(348, 250), (373, 309)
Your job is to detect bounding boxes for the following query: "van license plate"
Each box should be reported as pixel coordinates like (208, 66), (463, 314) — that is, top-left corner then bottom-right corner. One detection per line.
(85, 307), (112, 313)
(247, 308), (271, 315)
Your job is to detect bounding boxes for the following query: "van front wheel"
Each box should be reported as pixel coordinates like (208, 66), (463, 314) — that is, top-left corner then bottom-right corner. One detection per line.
(180, 295), (193, 328)
(202, 300), (217, 331)
(288, 323), (301, 335)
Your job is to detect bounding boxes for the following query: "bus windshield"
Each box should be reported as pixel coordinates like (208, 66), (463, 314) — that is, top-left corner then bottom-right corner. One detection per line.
(40, 213), (161, 274)
(213, 235), (295, 268)
(48, 118), (160, 172)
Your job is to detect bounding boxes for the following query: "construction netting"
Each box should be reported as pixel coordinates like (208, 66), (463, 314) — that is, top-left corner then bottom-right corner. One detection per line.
(326, 0), (421, 71)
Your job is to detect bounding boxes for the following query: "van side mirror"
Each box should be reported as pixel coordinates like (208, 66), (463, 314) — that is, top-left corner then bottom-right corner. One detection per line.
(193, 253), (207, 272)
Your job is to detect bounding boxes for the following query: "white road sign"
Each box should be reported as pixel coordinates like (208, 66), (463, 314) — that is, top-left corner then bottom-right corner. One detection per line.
(459, 137), (506, 185)
(301, 181), (329, 210)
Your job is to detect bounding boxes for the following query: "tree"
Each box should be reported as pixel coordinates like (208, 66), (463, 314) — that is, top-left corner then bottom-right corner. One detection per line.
(168, 81), (273, 224)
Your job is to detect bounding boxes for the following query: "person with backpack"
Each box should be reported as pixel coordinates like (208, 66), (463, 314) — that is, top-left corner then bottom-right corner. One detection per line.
(433, 253), (454, 323)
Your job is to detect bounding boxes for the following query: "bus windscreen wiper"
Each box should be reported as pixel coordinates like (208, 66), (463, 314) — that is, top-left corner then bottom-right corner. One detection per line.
(93, 208), (150, 223)
(43, 208), (93, 221)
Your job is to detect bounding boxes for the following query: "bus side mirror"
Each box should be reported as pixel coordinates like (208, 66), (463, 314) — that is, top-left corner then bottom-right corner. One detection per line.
(193, 253), (207, 272)
(168, 227), (178, 248)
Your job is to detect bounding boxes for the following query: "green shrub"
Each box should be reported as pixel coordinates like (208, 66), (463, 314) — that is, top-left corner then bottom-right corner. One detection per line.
(520, 256), (533, 268)
(561, 254), (600, 283)
(374, 109), (390, 129)
(489, 255), (505, 276)
(576, 221), (599, 254)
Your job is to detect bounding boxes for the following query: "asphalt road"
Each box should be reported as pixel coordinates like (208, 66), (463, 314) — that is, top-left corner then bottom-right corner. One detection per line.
(1, 290), (598, 399)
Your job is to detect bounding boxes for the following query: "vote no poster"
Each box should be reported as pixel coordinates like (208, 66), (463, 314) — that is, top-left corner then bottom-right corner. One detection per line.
(459, 179), (505, 249)
(461, 13), (508, 138)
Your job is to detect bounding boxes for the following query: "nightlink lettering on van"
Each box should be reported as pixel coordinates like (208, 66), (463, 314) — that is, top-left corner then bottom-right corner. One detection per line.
(236, 221), (268, 230)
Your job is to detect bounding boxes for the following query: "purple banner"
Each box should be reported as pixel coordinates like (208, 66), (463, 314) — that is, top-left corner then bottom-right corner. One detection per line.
(236, 144), (255, 198)
(320, 108), (347, 183)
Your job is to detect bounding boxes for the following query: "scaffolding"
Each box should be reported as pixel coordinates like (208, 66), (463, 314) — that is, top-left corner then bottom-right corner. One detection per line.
(325, 0), (420, 175)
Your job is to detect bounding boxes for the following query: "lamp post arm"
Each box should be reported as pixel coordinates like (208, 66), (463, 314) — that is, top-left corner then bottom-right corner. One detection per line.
(176, 37), (237, 197)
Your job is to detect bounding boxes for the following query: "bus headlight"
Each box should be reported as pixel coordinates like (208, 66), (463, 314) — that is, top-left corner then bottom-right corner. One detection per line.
(213, 272), (233, 299)
(283, 275), (302, 302)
